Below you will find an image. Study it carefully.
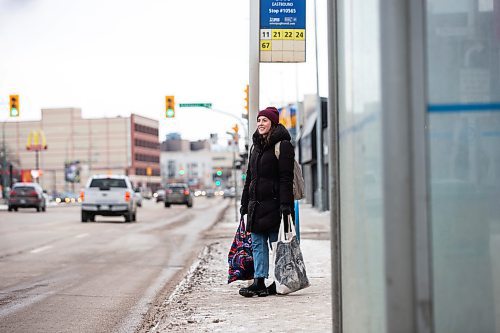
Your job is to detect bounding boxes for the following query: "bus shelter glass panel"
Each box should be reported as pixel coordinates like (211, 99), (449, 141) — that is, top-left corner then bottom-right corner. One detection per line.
(338, 0), (386, 331)
(426, 1), (500, 331)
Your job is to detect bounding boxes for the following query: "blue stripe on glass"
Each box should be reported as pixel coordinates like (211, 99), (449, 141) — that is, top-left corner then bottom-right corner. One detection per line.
(428, 103), (500, 113)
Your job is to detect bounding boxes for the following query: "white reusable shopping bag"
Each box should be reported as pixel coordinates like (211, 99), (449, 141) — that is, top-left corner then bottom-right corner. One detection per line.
(271, 215), (310, 294)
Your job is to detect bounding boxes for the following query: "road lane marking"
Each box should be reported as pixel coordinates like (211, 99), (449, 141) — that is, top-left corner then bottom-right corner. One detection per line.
(30, 245), (53, 254)
(75, 233), (89, 239)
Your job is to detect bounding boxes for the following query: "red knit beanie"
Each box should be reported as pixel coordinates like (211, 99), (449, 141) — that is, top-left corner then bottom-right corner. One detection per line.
(257, 107), (279, 125)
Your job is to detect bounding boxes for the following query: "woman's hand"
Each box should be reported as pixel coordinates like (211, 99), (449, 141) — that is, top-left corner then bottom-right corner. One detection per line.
(280, 204), (291, 216)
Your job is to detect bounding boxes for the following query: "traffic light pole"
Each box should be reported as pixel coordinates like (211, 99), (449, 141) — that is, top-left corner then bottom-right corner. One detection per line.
(209, 108), (249, 148)
(232, 139), (238, 222)
(1, 121), (7, 200)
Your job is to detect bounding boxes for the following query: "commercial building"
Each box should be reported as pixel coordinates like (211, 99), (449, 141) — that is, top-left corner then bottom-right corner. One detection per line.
(160, 136), (239, 189)
(294, 96), (329, 210)
(1, 108), (160, 193)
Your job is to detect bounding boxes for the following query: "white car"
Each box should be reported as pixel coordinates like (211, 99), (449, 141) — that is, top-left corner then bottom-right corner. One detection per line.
(80, 175), (138, 222)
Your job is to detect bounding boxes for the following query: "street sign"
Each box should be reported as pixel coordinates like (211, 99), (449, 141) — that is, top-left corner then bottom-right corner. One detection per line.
(178, 103), (212, 108)
(259, 0), (306, 63)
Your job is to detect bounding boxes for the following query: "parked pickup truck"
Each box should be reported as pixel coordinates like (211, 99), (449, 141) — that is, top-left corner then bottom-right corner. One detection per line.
(80, 175), (137, 223)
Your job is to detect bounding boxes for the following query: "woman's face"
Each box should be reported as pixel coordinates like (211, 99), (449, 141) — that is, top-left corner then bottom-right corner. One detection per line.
(257, 116), (272, 136)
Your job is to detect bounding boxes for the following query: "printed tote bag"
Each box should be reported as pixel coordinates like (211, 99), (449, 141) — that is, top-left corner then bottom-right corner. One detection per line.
(227, 216), (254, 283)
(271, 215), (310, 294)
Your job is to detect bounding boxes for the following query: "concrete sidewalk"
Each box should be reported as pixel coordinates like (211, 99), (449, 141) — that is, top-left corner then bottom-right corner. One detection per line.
(149, 202), (332, 332)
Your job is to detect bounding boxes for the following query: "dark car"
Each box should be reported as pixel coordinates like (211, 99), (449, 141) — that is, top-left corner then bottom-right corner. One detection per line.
(8, 182), (47, 212)
(205, 188), (215, 198)
(164, 183), (193, 208)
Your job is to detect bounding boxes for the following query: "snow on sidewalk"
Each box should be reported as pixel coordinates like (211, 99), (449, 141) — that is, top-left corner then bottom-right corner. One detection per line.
(153, 238), (332, 332)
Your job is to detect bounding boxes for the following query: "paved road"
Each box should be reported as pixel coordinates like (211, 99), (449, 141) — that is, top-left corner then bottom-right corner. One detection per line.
(0, 197), (229, 333)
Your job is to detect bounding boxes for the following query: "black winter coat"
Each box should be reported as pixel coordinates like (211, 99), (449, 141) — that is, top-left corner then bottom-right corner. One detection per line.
(241, 124), (294, 233)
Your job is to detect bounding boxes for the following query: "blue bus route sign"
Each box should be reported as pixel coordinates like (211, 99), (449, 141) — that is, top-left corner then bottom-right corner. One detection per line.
(260, 0), (306, 29)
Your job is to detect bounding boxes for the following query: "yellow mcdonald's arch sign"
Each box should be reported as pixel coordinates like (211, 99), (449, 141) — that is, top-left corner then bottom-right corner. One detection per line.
(26, 130), (48, 151)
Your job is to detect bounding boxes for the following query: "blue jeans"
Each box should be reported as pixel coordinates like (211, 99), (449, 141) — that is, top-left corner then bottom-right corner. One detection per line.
(251, 231), (279, 279)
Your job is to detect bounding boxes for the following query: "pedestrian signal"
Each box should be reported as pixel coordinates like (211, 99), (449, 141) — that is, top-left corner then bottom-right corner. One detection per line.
(166, 96), (175, 118)
(9, 95), (19, 117)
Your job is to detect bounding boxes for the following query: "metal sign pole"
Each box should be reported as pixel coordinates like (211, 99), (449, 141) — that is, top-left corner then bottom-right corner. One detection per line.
(249, 0), (260, 135)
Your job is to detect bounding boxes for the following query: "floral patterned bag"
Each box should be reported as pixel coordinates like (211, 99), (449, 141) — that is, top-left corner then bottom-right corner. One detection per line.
(227, 216), (254, 283)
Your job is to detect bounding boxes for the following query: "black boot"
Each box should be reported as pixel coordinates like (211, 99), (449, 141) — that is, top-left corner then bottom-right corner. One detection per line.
(267, 282), (277, 295)
(239, 278), (269, 297)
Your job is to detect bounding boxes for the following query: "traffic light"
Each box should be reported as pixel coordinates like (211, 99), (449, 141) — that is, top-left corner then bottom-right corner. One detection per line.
(9, 95), (19, 117)
(165, 96), (175, 118)
(243, 85), (249, 118)
(231, 124), (239, 143)
(216, 169), (223, 176)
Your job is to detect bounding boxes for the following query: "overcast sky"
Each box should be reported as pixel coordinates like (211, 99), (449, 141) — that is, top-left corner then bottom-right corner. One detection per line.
(0, 0), (328, 143)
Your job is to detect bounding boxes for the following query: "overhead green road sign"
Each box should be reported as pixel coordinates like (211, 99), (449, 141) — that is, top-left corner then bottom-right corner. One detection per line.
(179, 103), (212, 108)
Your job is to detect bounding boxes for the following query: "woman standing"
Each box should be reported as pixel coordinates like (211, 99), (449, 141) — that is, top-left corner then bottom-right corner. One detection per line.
(239, 106), (295, 297)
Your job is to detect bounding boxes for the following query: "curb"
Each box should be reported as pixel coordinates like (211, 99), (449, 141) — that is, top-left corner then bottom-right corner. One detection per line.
(137, 200), (231, 333)
(148, 244), (215, 333)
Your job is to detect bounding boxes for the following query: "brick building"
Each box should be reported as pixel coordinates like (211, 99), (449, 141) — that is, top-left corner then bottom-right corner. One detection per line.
(1, 108), (160, 193)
